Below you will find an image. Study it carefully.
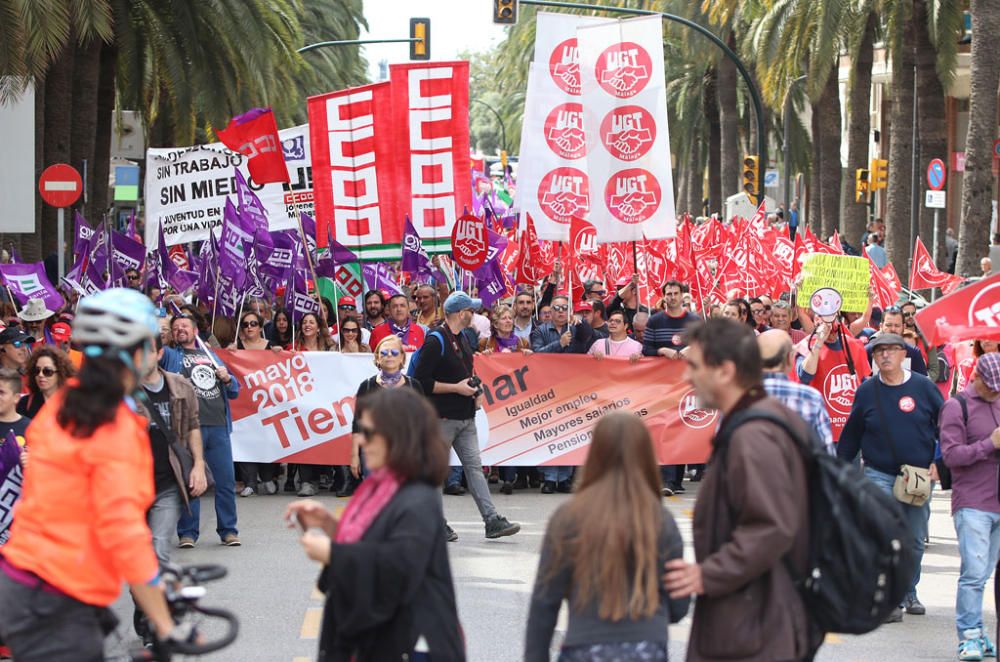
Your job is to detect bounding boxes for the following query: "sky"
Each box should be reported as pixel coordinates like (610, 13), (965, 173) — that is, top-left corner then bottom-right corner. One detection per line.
(359, 0), (509, 79)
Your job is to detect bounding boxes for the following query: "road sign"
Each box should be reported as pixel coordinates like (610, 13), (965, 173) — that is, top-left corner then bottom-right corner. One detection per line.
(994, 139), (1000, 159)
(38, 164), (82, 208)
(925, 190), (946, 208)
(763, 169), (779, 188)
(927, 158), (946, 191)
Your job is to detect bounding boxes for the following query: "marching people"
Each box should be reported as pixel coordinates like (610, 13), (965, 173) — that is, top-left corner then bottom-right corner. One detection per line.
(607, 274), (649, 329)
(413, 291), (520, 541)
(838, 333), (944, 621)
(235, 310), (274, 350)
(293, 312), (335, 352)
(480, 304), (532, 354)
(286, 388), (464, 662)
(270, 308), (293, 348)
(0, 327), (33, 376)
(512, 289), (538, 340)
(363, 290), (387, 331)
(664, 317), (821, 661)
(866, 306), (929, 375)
(939, 352), (1000, 660)
(525, 412), (689, 662)
(17, 299), (54, 347)
(161, 310), (242, 547)
(589, 310), (643, 363)
(338, 318), (370, 355)
(16, 346), (74, 419)
(370, 293), (425, 352)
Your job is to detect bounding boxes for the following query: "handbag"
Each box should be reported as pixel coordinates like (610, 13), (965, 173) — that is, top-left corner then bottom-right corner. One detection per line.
(874, 379), (932, 506)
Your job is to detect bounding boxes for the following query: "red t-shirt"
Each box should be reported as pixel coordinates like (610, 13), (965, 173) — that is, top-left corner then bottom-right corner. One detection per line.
(369, 321), (425, 353)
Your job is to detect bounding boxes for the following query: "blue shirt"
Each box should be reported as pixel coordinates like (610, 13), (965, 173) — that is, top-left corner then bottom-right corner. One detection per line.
(837, 371), (944, 475)
(762, 372), (835, 455)
(866, 243), (888, 269)
(642, 310), (699, 357)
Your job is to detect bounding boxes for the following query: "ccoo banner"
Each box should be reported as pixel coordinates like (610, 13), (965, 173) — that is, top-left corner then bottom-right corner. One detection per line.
(220, 350), (714, 466)
(516, 13), (610, 241)
(144, 124), (313, 247)
(578, 16), (676, 241)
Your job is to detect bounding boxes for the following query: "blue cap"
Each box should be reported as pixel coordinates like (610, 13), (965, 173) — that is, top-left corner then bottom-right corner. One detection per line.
(443, 291), (482, 314)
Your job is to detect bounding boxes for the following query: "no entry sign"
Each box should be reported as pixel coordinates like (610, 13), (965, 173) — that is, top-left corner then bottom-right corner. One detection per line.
(38, 164), (82, 207)
(926, 158), (946, 192)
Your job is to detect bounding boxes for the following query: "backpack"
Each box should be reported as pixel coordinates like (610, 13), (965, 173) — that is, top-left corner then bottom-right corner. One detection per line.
(934, 394), (966, 491)
(713, 408), (915, 635)
(406, 330), (445, 378)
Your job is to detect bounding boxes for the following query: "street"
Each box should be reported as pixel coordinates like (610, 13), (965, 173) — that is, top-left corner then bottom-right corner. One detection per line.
(105, 480), (985, 661)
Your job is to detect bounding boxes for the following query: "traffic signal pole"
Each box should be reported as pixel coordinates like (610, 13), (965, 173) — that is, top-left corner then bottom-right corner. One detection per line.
(297, 38), (421, 54)
(518, 0), (768, 189)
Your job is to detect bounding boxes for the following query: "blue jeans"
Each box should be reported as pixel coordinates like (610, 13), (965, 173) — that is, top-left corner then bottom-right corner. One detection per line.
(954, 508), (1000, 640)
(177, 425), (238, 541)
(541, 466), (572, 483)
(864, 467), (929, 600)
(445, 466), (463, 487)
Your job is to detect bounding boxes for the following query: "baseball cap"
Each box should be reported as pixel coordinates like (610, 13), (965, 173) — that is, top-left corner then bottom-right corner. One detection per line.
(0, 328), (34, 346)
(868, 333), (907, 351)
(976, 352), (1000, 392)
(338, 296), (357, 308)
(574, 301), (593, 314)
(50, 322), (72, 343)
(443, 291), (482, 314)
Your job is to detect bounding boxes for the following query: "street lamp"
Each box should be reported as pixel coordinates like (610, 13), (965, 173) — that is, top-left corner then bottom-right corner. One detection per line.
(782, 75), (807, 238)
(470, 98), (508, 154)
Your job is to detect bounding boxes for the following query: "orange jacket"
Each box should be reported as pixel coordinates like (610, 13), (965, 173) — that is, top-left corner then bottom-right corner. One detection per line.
(3, 391), (159, 606)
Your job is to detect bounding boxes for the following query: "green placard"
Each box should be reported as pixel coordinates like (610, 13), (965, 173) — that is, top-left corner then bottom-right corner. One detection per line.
(800, 254), (870, 312)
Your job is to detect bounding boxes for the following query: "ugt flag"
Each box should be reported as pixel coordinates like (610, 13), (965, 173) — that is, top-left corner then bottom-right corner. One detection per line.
(216, 108), (289, 185)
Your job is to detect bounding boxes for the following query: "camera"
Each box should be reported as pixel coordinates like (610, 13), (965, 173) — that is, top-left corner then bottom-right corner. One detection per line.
(468, 375), (483, 397)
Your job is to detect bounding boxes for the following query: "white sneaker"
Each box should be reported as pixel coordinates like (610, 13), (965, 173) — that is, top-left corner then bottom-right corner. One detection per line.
(262, 480), (278, 495)
(297, 482), (318, 497)
(239, 486), (255, 497)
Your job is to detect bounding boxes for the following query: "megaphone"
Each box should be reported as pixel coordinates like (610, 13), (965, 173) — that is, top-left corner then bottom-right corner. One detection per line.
(809, 287), (843, 324)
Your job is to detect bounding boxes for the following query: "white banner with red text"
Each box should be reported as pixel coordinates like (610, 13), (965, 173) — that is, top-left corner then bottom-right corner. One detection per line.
(219, 350), (715, 466)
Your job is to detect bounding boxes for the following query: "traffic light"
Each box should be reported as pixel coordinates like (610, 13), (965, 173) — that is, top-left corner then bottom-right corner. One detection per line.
(742, 155), (759, 205)
(855, 168), (869, 203)
(409, 18), (430, 60)
(493, 0), (518, 24)
(871, 158), (888, 190)
(500, 150), (508, 172)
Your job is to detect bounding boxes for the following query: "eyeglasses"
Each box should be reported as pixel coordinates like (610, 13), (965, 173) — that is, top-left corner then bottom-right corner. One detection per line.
(379, 348), (401, 357)
(338, 305), (355, 311)
(552, 305), (569, 312)
(342, 327), (359, 334)
(873, 346), (904, 354)
(241, 320), (260, 329)
(608, 317), (624, 324)
(588, 289), (607, 297)
(752, 308), (766, 316)
(358, 423), (377, 442)
(902, 311), (915, 318)
(31, 367), (57, 377)
(127, 274), (141, 281)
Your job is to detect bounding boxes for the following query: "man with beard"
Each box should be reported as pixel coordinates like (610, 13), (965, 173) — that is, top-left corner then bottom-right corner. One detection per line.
(363, 290), (386, 331)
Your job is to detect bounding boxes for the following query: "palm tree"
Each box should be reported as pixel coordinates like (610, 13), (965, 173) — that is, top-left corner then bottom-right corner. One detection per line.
(883, 0), (915, 273)
(956, 0), (1000, 276)
(840, 8), (877, 249)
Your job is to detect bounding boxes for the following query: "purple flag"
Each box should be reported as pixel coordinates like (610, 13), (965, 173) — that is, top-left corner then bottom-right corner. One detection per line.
(0, 429), (23, 545)
(258, 231), (296, 281)
(362, 262), (404, 297)
(111, 230), (146, 274)
(298, 213), (318, 258)
(0, 262), (65, 312)
(474, 259), (508, 308)
(196, 234), (218, 306)
(73, 212), (94, 260)
(234, 169), (270, 236)
(285, 270), (320, 323)
(126, 210), (137, 240)
(218, 199), (252, 290)
(401, 217), (436, 280)
(328, 237), (360, 265)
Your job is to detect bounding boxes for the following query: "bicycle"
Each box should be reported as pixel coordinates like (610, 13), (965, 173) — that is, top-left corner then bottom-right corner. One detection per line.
(106, 563), (239, 662)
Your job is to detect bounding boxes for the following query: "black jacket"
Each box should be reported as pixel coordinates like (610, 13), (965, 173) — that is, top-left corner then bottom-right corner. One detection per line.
(317, 482), (465, 662)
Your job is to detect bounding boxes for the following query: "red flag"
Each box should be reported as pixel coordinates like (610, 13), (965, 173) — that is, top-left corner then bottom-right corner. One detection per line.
(882, 262), (903, 293)
(909, 236), (963, 292)
(516, 214), (552, 285)
(216, 108), (289, 184)
(866, 247), (900, 309)
(830, 231), (844, 254)
(791, 232), (808, 281)
(568, 216), (606, 284)
(914, 273), (1000, 346)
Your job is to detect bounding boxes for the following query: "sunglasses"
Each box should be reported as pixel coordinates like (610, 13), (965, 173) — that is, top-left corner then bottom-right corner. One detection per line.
(127, 274), (141, 281)
(358, 423), (377, 442)
(902, 311), (915, 318)
(241, 320), (260, 329)
(379, 348), (401, 357)
(552, 305), (569, 312)
(338, 305), (355, 311)
(6, 341), (27, 349)
(588, 290), (607, 297)
(342, 327), (359, 334)
(31, 367), (57, 377)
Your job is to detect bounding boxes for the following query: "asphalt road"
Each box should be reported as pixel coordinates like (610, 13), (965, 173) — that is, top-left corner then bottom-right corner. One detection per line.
(105, 479), (987, 661)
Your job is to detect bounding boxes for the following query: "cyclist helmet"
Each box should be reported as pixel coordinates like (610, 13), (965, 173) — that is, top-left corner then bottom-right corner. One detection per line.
(72, 288), (159, 349)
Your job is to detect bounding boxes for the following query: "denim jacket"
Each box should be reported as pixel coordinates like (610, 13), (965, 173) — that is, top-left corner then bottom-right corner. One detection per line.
(159, 345), (240, 433)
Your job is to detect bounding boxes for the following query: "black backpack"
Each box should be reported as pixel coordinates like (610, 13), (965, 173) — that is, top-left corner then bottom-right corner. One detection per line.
(714, 408), (915, 635)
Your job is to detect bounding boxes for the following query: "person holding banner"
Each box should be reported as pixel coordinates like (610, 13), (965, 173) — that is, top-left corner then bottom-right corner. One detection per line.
(414, 292), (520, 540)
(293, 313), (335, 353)
(525, 413), (689, 662)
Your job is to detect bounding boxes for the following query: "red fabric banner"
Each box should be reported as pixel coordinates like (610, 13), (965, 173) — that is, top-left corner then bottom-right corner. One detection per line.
(914, 273), (1000, 346)
(909, 236), (963, 292)
(216, 108), (289, 184)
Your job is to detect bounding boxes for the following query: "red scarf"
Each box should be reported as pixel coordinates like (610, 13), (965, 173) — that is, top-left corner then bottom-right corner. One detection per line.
(335, 468), (403, 544)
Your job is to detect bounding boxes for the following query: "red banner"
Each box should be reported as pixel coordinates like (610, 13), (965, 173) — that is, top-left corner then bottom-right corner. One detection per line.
(309, 82), (399, 258)
(909, 235), (963, 292)
(390, 61), (472, 253)
(914, 273), (1000, 346)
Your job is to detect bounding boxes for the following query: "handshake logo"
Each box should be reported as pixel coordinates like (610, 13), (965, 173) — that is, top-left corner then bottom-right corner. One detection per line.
(538, 167), (590, 224)
(544, 104), (587, 160)
(549, 39), (583, 95)
(596, 42), (652, 98)
(605, 168), (661, 224)
(601, 106), (655, 161)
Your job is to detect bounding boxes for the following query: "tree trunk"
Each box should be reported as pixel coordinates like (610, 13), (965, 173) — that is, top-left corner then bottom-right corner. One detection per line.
(885, 13), (915, 274)
(818, 64), (843, 241)
(41, 40), (76, 260)
(70, 38), (102, 240)
(90, 42), (117, 224)
(957, 0), (1000, 276)
(718, 34), (740, 200)
(809, 105), (822, 233)
(841, 11), (876, 250)
(704, 68), (722, 216)
(685, 133), (703, 216)
(913, 0), (949, 269)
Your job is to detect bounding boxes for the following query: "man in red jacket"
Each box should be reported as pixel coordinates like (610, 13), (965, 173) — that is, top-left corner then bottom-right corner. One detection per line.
(369, 293), (425, 353)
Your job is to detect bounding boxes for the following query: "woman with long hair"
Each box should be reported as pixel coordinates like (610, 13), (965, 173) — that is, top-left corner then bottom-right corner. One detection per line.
(271, 308), (293, 348)
(0, 289), (190, 659)
(525, 412), (689, 662)
(234, 310), (279, 496)
(17, 346), (75, 418)
(286, 388), (464, 662)
(292, 312), (334, 352)
(339, 319), (370, 354)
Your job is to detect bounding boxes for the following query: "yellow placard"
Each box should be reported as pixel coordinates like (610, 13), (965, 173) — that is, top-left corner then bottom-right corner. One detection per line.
(800, 254), (870, 312)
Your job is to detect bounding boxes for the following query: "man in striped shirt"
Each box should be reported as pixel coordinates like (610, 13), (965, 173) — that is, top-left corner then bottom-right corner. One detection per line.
(758, 329), (835, 455)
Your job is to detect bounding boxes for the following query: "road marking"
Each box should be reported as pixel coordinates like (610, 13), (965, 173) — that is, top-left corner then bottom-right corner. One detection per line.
(824, 633), (843, 644)
(300, 607), (323, 639)
(682, 508), (694, 519)
(292, 657), (312, 662)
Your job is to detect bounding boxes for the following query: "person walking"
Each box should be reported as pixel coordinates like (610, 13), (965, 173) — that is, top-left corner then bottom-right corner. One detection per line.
(940, 352), (1000, 660)
(838, 333), (944, 621)
(161, 311), (242, 547)
(525, 412), (689, 662)
(663, 318), (821, 662)
(286, 388), (465, 662)
(413, 291), (520, 541)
